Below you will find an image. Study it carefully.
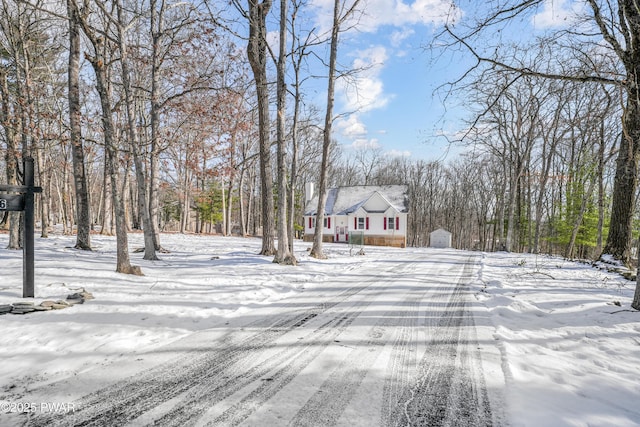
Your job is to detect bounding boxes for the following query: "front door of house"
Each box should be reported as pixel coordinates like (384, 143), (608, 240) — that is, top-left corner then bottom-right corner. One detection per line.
(337, 226), (348, 243)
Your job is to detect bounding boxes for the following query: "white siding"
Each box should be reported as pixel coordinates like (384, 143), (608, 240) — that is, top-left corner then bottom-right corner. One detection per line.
(430, 229), (452, 248)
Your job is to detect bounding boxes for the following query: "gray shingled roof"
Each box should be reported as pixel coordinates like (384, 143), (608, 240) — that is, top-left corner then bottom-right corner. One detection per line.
(304, 185), (408, 215)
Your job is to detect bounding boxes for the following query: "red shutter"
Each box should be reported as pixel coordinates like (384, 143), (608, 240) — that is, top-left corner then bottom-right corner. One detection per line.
(328, 217), (331, 229)
(308, 217), (312, 228)
(396, 217), (399, 230)
(366, 217), (369, 230)
(384, 217), (387, 230)
(354, 217), (357, 229)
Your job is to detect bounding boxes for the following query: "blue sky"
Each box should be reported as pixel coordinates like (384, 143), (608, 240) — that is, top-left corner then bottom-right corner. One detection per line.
(299, 0), (580, 162)
(317, 0), (460, 162)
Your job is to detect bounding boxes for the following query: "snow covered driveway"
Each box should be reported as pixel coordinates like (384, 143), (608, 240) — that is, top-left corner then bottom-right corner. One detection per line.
(19, 247), (499, 426)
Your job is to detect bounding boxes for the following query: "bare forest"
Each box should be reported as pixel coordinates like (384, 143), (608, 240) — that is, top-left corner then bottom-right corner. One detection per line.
(0, 0), (637, 285)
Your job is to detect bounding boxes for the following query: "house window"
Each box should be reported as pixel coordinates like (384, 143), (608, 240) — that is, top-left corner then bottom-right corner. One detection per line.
(354, 216), (369, 230)
(308, 217), (316, 229)
(387, 217), (395, 231)
(324, 217), (331, 229)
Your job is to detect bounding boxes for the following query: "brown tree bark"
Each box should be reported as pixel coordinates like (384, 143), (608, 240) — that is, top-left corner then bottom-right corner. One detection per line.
(115, 0), (158, 261)
(310, 0), (340, 259)
(602, 93), (639, 264)
(72, 0), (141, 275)
(247, 0), (276, 256)
(273, 0), (296, 265)
(67, 0), (91, 250)
(594, 0), (640, 265)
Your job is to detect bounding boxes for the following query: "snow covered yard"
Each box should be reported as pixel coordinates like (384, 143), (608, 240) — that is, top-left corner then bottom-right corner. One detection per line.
(0, 232), (639, 426)
(477, 252), (640, 426)
(0, 233), (369, 392)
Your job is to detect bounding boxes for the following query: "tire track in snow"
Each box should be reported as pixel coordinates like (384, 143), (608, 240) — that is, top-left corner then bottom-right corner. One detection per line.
(194, 262), (423, 426)
(25, 265), (394, 427)
(158, 303), (372, 426)
(25, 253), (496, 427)
(155, 259), (421, 426)
(381, 282), (453, 427)
(384, 255), (494, 427)
(27, 310), (313, 427)
(285, 258), (434, 426)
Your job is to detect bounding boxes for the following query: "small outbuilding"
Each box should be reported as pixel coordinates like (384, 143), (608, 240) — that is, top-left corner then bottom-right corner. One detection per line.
(430, 228), (452, 248)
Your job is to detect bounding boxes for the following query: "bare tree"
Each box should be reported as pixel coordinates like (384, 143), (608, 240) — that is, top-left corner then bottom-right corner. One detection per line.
(273, 0), (296, 265)
(67, 0), (91, 250)
(71, 0), (141, 275)
(113, 0), (158, 261)
(0, 0), (39, 249)
(286, 0), (320, 253)
(310, 0), (361, 259)
(441, 1), (638, 266)
(244, 0), (276, 255)
(354, 145), (383, 185)
(471, 74), (541, 252)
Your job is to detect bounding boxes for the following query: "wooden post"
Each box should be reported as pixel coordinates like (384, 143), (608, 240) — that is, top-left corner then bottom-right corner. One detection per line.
(0, 157), (41, 298)
(23, 157), (36, 298)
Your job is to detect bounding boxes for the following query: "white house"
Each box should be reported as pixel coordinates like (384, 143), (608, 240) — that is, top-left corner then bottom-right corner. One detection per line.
(304, 184), (408, 248)
(430, 228), (452, 248)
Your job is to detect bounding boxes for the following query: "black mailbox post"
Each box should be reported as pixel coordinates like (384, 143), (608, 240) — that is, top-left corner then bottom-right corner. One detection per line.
(0, 158), (42, 298)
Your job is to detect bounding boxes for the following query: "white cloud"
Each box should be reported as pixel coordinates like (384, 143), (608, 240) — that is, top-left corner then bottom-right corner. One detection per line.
(390, 28), (415, 48)
(351, 138), (381, 150)
(388, 149), (412, 158)
(337, 45), (392, 113)
(310, 0), (457, 34)
(335, 114), (368, 139)
(335, 116), (385, 152)
(371, 0), (456, 28)
(531, 0), (583, 29)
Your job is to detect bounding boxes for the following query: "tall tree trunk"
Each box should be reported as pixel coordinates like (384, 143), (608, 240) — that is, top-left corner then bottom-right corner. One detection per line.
(239, 166), (247, 236)
(247, 0), (276, 255)
(86, 35), (140, 275)
(226, 178), (234, 235)
(68, 0), (91, 250)
(35, 147), (49, 238)
(505, 172), (518, 253)
(599, 1), (640, 265)
(149, 0), (164, 252)
(116, 0), (158, 260)
(4, 119), (19, 248)
(288, 115), (299, 250)
(221, 182), (227, 235)
(0, 66), (20, 247)
(609, 67), (640, 307)
(310, 0), (345, 259)
(603, 103), (638, 264)
(596, 121), (606, 255)
(634, 236), (640, 309)
(273, 0), (296, 265)
(287, 7), (304, 252)
(100, 159), (114, 235)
